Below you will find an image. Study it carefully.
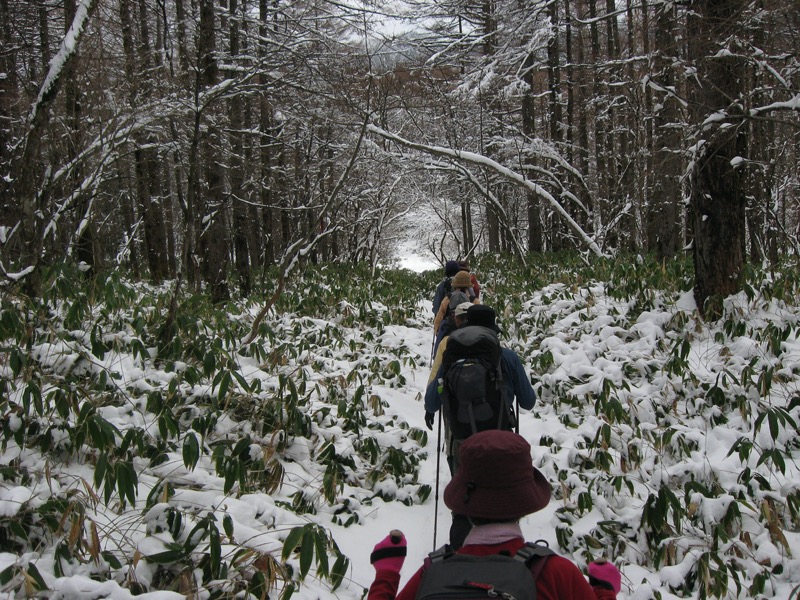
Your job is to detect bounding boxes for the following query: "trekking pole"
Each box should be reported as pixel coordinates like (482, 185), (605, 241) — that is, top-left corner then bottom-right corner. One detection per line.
(515, 397), (520, 434)
(433, 409), (443, 550)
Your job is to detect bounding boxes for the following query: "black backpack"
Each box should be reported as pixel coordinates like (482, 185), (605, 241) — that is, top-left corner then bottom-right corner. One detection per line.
(416, 543), (554, 600)
(441, 326), (515, 440)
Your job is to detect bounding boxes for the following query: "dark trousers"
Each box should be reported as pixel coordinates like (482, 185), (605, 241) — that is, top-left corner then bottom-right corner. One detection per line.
(446, 436), (470, 549)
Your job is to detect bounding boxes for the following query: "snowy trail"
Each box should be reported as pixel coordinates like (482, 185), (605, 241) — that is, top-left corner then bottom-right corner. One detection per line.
(328, 307), (574, 598)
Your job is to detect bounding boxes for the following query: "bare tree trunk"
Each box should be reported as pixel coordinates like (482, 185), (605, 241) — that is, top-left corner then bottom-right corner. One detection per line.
(228, 0), (252, 296)
(152, 2), (177, 278)
(744, 5), (776, 265)
(118, 160), (142, 279)
(688, 0), (748, 317)
(169, 0), (192, 282)
(15, 0), (97, 296)
(481, 0), (501, 253)
(64, 0), (95, 276)
(461, 192), (475, 254)
(546, 1), (562, 146)
(240, 14), (262, 274)
(573, 0), (592, 242)
(637, 0), (653, 253)
(137, 0), (170, 282)
(546, 0), (565, 251)
(603, 0), (620, 223)
(648, 2), (683, 260)
(120, 0), (170, 283)
(564, 0), (574, 163)
(197, 0), (230, 303)
(586, 0), (605, 250)
(38, 4), (51, 72)
(0, 0), (15, 231)
(522, 45), (542, 252)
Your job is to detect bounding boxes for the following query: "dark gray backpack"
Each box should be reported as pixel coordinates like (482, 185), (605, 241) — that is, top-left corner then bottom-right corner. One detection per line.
(442, 326), (514, 440)
(415, 543), (553, 600)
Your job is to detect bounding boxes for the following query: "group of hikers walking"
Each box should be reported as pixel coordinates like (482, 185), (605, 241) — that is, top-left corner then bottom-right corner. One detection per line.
(367, 260), (622, 599)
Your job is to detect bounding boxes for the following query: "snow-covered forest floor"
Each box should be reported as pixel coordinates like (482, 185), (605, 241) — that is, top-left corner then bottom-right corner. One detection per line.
(2, 255), (800, 600)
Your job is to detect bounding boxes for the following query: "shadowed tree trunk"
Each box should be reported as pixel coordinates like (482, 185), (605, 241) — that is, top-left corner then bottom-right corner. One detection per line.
(584, 0), (604, 252)
(545, 0), (565, 250)
(688, 0), (748, 317)
(197, 0), (230, 303)
(648, 1), (683, 260)
(228, 0), (252, 296)
(64, 0), (95, 277)
(572, 0), (592, 244)
(121, 0), (170, 283)
(0, 0), (14, 226)
(522, 44), (542, 252)
(15, 0), (97, 296)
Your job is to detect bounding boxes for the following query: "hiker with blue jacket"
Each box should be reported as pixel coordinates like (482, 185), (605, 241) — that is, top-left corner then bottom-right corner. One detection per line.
(424, 304), (536, 466)
(367, 430), (621, 599)
(431, 260), (462, 315)
(425, 304), (537, 549)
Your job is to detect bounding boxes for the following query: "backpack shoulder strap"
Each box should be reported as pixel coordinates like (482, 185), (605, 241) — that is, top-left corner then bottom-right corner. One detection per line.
(423, 545), (453, 569)
(515, 542), (555, 581)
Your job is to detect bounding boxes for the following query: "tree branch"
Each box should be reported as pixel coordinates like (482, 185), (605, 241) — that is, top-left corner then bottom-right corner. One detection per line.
(367, 125), (606, 257)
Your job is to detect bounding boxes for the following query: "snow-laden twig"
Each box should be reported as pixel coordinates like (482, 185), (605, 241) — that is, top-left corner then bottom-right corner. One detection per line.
(27, 0), (96, 128)
(241, 109), (373, 347)
(366, 124), (606, 257)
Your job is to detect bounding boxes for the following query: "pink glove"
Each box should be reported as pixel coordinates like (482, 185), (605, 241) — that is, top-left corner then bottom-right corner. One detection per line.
(370, 530), (407, 573)
(588, 560), (621, 594)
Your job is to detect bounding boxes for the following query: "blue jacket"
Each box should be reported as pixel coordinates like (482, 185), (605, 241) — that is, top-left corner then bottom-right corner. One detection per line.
(425, 346), (536, 413)
(432, 278), (449, 315)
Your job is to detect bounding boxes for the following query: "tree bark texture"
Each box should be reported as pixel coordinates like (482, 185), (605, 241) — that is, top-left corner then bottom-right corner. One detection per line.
(688, 0), (748, 317)
(648, 2), (683, 260)
(197, 0), (230, 303)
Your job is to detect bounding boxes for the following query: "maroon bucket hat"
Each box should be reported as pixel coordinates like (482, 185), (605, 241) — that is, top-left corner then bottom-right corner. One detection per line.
(443, 430), (551, 520)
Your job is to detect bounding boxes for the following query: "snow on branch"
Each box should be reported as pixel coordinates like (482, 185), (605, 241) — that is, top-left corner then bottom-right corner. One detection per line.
(750, 95), (800, 116)
(241, 111), (373, 347)
(366, 124), (605, 257)
(28, 0), (96, 127)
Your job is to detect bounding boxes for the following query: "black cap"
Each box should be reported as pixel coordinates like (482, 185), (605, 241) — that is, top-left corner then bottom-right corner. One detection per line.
(466, 305), (500, 333)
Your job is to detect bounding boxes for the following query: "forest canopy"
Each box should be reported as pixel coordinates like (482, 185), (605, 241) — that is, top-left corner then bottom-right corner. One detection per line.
(0, 0), (798, 313)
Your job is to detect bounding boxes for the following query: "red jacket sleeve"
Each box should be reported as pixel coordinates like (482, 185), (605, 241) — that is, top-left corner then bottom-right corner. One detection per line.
(367, 569), (401, 599)
(367, 567), (425, 600)
(535, 555), (617, 600)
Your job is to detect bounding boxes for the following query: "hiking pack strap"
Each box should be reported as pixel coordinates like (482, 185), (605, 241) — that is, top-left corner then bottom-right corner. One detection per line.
(467, 400), (478, 435)
(492, 356), (508, 431)
(425, 545), (452, 567)
(515, 542), (554, 580)
(425, 543), (553, 569)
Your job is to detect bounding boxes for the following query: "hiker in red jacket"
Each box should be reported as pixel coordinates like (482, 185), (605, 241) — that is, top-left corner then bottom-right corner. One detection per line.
(367, 430), (622, 599)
